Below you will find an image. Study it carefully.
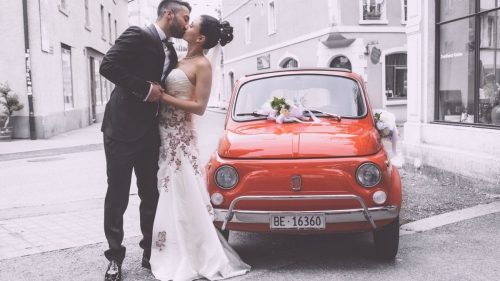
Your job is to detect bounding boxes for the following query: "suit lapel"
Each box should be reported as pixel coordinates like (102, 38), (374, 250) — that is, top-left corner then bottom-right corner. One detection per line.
(145, 24), (165, 58)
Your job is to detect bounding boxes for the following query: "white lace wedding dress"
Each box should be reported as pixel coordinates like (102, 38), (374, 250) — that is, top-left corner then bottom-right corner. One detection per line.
(150, 69), (250, 281)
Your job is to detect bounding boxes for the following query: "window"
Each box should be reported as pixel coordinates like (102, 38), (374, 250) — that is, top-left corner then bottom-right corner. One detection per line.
(101, 5), (105, 40)
(108, 13), (112, 43)
(94, 59), (103, 105)
(229, 72), (235, 94)
(330, 55), (352, 71)
(40, 0), (54, 53)
(58, 0), (69, 15)
(401, 0), (407, 24)
(245, 16), (251, 44)
(280, 58), (299, 68)
(360, 0), (387, 23)
(84, 0), (90, 28)
(440, 0), (475, 22)
(438, 17), (476, 123)
(233, 75), (366, 121)
(479, 9), (500, 125)
(437, 0), (500, 126)
(481, 0), (500, 10)
(61, 44), (74, 109)
(114, 19), (118, 42)
(268, 1), (276, 35)
(385, 53), (407, 100)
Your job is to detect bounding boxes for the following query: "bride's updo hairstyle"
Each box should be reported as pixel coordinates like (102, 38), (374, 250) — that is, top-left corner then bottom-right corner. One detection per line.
(199, 15), (234, 49)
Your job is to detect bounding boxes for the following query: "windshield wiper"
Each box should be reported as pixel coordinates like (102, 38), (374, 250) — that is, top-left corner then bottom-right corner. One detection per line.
(236, 112), (268, 117)
(304, 110), (341, 121)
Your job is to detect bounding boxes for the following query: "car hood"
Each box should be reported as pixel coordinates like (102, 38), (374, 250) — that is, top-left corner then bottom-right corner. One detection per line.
(218, 122), (381, 159)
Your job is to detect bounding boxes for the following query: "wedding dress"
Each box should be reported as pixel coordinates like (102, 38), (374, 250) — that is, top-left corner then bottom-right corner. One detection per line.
(150, 69), (250, 281)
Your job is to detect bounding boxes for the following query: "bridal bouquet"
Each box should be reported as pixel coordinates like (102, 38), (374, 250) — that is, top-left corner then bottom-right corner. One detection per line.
(256, 97), (308, 124)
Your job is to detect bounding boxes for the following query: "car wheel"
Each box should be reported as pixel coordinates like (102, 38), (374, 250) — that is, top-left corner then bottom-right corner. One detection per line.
(220, 229), (230, 241)
(373, 216), (399, 260)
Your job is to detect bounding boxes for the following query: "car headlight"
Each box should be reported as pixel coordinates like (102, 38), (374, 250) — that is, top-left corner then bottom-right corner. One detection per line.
(211, 192), (224, 205)
(214, 165), (239, 189)
(356, 162), (382, 188)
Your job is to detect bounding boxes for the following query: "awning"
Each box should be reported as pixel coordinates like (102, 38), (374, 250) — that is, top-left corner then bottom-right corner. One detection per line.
(321, 32), (356, 49)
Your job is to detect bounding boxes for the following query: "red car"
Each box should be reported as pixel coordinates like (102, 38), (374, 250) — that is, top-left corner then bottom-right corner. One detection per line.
(206, 68), (401, 260)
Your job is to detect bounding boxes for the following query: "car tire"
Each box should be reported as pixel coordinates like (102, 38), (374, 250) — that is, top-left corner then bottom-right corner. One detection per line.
(373, 216), (399, 260)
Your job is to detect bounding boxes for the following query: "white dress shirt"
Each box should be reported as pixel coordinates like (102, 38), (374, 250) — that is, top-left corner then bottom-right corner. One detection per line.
(144, 23), (172, 101)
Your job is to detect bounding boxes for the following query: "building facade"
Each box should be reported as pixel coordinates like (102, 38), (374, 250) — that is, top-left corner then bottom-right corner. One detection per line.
(406, 0), (500, 182)
(0, 0), (128, 139)
(129, 0), (158, 27)
(220, 0), (408, 121)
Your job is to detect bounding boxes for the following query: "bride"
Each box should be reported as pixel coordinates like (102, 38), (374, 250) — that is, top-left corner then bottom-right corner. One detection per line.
(149, 15), (250, 281)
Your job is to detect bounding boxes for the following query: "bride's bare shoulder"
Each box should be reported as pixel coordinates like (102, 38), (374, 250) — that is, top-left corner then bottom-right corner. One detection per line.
(197, 56), (212, 70)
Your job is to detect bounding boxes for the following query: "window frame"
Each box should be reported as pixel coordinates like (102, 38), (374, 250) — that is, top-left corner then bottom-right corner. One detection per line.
(245, 15), (251, 44)
(58, 0), (69, 16)
(108, 12), (113, 44)
(435, 0), (500, 128)
(385, 53), (408, 102)
(61, 44), (74, 110)
(268, 0), (277, 35)
(359, 0), (388, 25)
(401, 0), (408, 24)
(100, 5), (106, 41)
(114, 19), (118, 43)
(279, 57), (299, 68)
(84, 0), (91, 30)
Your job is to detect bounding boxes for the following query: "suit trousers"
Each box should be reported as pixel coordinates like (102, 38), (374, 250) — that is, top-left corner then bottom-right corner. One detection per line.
(103, 128), (160, 263)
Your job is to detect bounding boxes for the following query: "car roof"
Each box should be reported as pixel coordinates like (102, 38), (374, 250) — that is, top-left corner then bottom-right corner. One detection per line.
(240, 67), (364, 83)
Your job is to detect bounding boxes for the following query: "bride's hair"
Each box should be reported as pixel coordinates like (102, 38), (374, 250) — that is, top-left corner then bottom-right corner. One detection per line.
(199, 15), (234, 49)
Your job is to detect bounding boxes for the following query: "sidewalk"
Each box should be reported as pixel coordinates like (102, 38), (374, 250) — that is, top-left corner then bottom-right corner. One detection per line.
(0, 122), (104, 160)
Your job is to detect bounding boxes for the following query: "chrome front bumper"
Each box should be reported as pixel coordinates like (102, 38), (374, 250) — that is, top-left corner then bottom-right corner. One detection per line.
(215, 195), (399, 231)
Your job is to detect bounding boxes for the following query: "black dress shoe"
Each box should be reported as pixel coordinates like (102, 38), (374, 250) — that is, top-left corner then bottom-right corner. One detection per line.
(141, 257), (151, 269)
(104, 260), (122, 281)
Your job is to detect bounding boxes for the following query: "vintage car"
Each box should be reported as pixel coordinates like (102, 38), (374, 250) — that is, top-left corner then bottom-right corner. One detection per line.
(206, 68), (402, 260)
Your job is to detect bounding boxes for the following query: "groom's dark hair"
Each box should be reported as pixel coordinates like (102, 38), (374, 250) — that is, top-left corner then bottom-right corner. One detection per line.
(157, 0), (192, 20)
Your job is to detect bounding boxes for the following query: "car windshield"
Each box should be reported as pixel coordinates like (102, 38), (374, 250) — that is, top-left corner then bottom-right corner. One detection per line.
(232, 74), (367, 121)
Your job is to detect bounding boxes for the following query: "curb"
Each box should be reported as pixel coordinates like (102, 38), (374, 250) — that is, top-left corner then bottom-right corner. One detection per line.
(400, 200), (500, 236)
(0, 143), (103, 162)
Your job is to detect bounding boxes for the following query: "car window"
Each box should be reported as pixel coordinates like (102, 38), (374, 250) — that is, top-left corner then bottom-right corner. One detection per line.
(233, 74), (367, 120)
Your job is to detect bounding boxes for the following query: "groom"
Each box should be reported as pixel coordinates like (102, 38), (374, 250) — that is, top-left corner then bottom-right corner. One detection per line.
(99, 1), (191, 280)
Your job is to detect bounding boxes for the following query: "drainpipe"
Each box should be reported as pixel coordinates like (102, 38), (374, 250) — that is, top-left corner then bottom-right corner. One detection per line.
(22, 0), (36, 139)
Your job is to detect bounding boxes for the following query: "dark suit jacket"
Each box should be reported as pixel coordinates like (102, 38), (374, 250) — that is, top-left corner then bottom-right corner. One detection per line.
(100, 25), (173, 142)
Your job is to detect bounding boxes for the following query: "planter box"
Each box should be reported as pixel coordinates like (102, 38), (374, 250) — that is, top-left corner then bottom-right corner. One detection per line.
(0, 126), (13, 141)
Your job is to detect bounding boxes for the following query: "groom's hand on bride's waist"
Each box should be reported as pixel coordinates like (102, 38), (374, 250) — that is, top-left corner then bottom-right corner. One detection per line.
(145, 82), (164, 103)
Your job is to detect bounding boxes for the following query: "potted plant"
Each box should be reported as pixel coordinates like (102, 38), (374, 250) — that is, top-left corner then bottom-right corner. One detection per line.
(0, 82), (24, 141)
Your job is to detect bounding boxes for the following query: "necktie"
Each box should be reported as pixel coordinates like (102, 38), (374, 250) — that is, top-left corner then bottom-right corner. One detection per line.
(161, 39), (178, 86)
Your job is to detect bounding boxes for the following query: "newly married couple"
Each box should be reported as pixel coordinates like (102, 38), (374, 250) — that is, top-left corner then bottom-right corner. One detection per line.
(99, 1), (250, 280)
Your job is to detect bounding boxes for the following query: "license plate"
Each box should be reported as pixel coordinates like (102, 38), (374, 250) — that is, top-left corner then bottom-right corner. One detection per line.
(270, 214), (325, 230)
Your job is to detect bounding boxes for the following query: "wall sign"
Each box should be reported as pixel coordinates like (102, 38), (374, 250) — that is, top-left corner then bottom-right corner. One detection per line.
(371, 47), (381, 64)
(257, 54), (270, 70)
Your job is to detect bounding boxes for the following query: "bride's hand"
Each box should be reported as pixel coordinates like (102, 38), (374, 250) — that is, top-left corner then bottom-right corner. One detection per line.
(160, 91), (173, 104)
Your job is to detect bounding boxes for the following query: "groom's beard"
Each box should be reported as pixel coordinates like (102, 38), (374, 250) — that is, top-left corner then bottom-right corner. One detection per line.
(170, 18), (186, 38)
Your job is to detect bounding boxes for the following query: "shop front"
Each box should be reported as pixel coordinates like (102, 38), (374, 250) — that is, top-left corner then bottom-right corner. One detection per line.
(405, 0), (500, 183)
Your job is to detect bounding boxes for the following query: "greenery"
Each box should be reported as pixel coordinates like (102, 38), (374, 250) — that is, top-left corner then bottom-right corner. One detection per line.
(270, 97), (290, 112)
(0, 82), (24, 128)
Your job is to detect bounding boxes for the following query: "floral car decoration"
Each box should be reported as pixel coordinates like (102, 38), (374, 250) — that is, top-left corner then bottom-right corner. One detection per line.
(206, 68), (402, 260)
